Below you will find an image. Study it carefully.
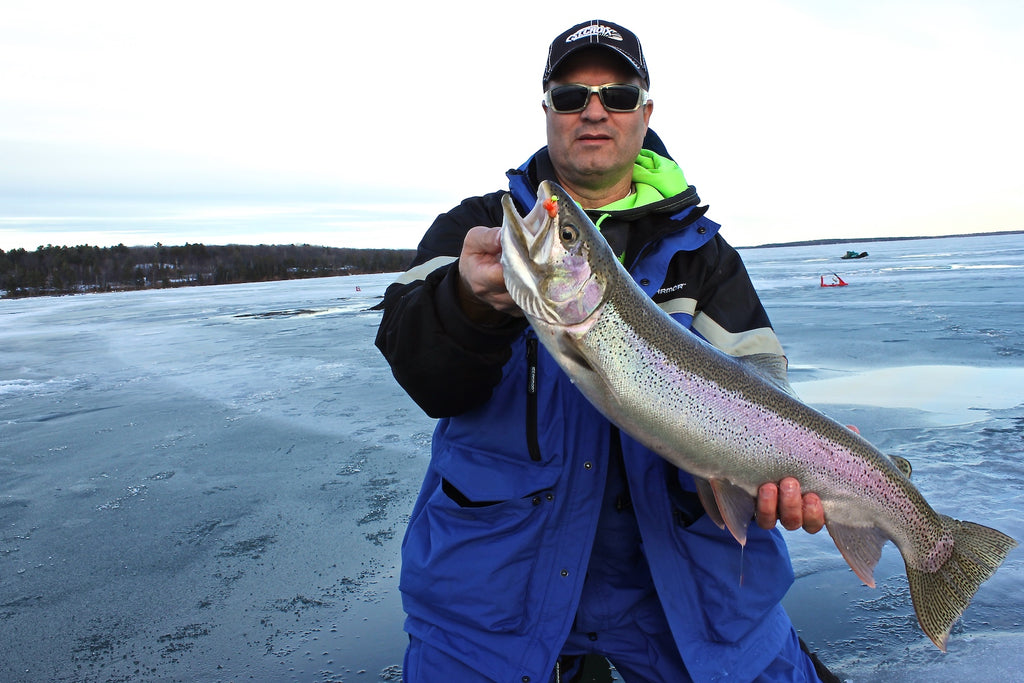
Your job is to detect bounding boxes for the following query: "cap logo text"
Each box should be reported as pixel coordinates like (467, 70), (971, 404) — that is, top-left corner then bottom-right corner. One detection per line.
(565, 25), (623, 43)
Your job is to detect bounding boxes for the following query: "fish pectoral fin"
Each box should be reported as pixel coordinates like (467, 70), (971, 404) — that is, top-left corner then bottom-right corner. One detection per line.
(555, 335), (595, 374)
(694, 477), (725, 530)
(825, 521), (888, 588)
(708, 478), (754, 547)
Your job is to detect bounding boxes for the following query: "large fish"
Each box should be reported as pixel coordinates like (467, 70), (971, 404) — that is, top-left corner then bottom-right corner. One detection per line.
(499, 180), (1017, 651)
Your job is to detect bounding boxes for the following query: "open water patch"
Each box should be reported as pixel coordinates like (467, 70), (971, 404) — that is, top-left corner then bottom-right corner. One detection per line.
(793, 365), (1024, 425)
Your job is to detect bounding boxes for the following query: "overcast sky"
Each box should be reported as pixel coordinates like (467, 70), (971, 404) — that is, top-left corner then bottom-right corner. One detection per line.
(2, 0), (1022, 251)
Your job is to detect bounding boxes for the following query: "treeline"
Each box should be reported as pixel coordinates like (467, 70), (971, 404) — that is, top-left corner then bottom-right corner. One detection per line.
(0, 243), (416, 298)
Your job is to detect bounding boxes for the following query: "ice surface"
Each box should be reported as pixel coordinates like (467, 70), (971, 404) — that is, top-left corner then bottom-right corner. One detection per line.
(1, 273), (431, 682)
(1, 234), (1022, 682)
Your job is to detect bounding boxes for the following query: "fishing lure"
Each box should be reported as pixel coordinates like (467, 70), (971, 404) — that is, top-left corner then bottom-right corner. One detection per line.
(543, 195), (559, 217)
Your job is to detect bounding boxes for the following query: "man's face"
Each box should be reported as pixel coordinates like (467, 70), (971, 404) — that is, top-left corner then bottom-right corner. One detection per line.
(544, 50), (653, 201)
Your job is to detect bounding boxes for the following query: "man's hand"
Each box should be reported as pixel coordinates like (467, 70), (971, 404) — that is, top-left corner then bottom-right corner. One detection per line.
(754, 426), (859, 534)
(457, 226), (521, 323)
(755, 478), (824, 533)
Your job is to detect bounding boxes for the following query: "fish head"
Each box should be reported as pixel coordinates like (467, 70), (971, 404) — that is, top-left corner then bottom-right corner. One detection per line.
(500, 180), (612, 328)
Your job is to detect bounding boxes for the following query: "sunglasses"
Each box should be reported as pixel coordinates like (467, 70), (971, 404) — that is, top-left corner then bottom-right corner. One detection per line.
(544, 83), (650, 114)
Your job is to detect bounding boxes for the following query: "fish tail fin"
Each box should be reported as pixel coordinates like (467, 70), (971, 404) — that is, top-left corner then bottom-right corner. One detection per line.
(906, 516), (1017, 651)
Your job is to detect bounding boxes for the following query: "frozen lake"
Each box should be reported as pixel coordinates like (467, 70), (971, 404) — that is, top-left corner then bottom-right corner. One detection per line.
(2, 233), (1022, 682)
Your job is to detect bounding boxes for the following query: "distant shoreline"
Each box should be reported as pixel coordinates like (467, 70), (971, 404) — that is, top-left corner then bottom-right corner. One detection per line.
(739, 228), (1023, 250)
(5, 230), (1019, 299)
(0, 243), (415, 300)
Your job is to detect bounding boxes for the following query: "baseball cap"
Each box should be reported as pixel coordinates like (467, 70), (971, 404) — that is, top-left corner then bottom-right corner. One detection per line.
(543, 20), (649, 88)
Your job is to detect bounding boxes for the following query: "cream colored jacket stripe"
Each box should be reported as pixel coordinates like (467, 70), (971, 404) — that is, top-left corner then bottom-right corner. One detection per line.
(392, 256), (458, 286)
(691, 311), (786, 358)
(657, 297), (697, 318)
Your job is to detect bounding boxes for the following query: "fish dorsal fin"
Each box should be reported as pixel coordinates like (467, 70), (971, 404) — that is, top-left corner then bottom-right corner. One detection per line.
(709, 478), (755, 547)
(737, 352), (798, 398)
(825, 521), (888, 588)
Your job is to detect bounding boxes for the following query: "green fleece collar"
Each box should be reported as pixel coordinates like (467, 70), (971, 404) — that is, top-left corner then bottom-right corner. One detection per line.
(597, 150), (689, 213)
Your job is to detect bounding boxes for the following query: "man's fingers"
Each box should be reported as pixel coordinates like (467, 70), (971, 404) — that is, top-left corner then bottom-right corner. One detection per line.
(756, 479), (825, 534)
(755, 483), (778, 530)
(777, 477), (803, 530)
(801, 492), (824, 534)
(463, 225), (502, 255)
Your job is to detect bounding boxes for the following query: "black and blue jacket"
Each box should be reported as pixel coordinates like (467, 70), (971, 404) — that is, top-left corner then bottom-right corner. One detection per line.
(375, 135), (800, 682)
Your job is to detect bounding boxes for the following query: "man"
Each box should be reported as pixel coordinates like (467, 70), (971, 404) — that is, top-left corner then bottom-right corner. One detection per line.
(376, 19), (834, 683)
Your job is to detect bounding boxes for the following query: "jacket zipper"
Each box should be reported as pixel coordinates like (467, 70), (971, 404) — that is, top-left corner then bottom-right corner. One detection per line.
(526, 336), (542, 462)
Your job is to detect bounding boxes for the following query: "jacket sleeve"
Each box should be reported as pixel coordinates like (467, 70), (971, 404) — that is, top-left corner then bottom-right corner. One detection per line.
(374, 191), (528, 418)
(688, 234), (787, 358)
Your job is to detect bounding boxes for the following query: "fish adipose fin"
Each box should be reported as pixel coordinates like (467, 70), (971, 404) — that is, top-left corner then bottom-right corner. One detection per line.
(700, 478), (755, 546)
(889, 454), (913, 479)
(825, 521), (888, 588)
(907, 516), (1018, 652)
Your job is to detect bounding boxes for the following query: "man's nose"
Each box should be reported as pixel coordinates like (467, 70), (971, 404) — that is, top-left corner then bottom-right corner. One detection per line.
(580, 92), (609, 119)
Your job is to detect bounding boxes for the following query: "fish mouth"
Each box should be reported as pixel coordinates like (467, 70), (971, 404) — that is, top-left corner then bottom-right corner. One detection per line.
(500, 181), (608, 328)
(500, 184), (556, 322)
(500, 182), (556, 262)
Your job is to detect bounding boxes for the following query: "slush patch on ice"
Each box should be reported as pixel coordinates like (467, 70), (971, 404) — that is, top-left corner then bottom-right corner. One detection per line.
(0, 379), (39, 395)
(0, 377), (78, 396)
(216, 534), (276, 559)
(793, 365), (1024, 425)
(235, 308), (342, 319)
(157, 623), (211, 657)
(96, 484), (148, 510)
(950, 263), (1024, 270)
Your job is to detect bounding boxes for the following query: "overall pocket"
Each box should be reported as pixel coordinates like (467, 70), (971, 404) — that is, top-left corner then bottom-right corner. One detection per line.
(401, 454), (557, 633)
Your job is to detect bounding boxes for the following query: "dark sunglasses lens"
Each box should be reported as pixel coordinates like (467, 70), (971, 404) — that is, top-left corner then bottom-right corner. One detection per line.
(549, 85), (589, 112)
(601, 85), (641, 111)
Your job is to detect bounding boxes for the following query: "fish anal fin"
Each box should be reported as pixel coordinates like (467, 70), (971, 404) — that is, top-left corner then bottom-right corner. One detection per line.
(825, 521), (888, 588)
(694, 477), (725, 530)
(709, 478), (754, 547)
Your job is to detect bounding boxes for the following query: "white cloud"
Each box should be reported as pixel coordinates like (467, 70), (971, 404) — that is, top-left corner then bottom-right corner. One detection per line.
(1, 0), (1022, 250)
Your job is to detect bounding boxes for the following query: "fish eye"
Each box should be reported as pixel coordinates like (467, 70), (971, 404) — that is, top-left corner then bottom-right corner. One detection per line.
(559, 224), (579, 243)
